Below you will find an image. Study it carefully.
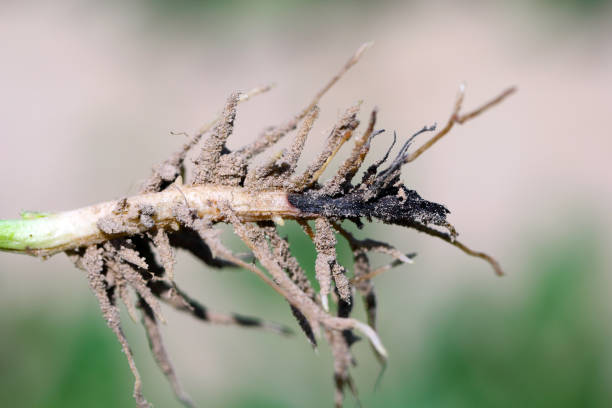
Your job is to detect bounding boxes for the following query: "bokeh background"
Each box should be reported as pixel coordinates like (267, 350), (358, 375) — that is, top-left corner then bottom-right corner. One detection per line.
(1, 1), (612, 407)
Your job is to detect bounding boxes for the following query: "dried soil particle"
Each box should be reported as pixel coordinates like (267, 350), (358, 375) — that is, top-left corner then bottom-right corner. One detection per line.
(290, 103), (361, 191)
(150, 229), (176, 280)
(193, 92), (240, 185)
(97, 200), (142, 235)
(314, 218), (351, 304)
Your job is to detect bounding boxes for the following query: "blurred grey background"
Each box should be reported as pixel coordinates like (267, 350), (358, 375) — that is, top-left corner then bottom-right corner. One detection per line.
(1, 1), (611, 407)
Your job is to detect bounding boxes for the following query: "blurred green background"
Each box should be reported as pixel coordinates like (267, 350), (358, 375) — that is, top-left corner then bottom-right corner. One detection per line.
(1, 1), (611, 407)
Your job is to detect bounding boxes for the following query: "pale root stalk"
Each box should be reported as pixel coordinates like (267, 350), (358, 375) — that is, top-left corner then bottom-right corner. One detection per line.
(0, 185), (300, 256)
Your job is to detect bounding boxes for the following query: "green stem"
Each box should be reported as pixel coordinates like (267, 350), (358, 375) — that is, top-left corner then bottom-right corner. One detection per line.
(0, 215), (63, 251)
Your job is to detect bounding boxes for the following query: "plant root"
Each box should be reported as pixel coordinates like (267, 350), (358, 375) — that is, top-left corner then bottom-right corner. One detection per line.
(0, 43), (514, 407)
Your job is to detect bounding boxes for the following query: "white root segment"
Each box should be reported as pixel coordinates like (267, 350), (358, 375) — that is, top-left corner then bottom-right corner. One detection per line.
(0, 185), (301, 256)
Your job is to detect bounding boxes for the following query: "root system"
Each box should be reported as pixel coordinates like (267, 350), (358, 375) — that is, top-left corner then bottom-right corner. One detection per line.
(0, 43), (515, 407)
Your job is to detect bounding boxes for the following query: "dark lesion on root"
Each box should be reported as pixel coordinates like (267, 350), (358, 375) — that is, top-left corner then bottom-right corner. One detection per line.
(289, 185), (449, 230)
(288, 124), (450, 234)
